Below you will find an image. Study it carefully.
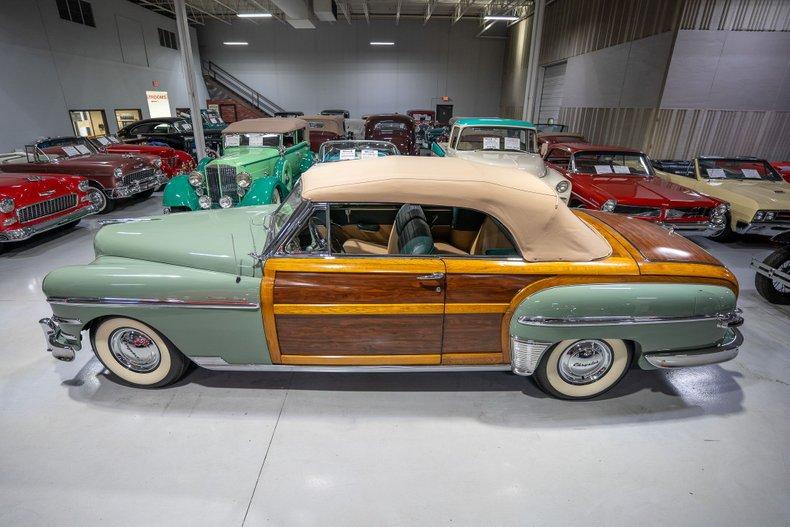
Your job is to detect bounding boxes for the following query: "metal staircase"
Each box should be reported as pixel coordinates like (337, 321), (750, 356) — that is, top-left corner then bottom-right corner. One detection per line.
(201, 60), (284, 117)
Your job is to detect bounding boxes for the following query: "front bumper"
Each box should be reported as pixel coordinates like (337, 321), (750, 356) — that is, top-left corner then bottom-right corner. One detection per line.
(106, 172), (167, 199)
(735, 220), (790, 236)
(658, 220), (724, 236)
(39, 317), (82, 362)
(643, 327), (743, 368)
(0, 197), (104, 243)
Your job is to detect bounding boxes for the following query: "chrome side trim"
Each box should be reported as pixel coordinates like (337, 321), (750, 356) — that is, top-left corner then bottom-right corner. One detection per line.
(518, 309), (743, 329)
(191, 356), (511, 373)
(751, 257), (790, 288)
(46, 296), (260, 310)
(644, 328), (743, 368)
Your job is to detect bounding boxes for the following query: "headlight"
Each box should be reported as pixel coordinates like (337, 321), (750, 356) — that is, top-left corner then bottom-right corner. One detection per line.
(78, 179), (90, 192)
(601, 199), (617, 212)
(715, 203), (729, 215)
(0, 197), (14, 213)
(188, 171), (203, 187)
(219, 196), (233, 209)
(764, 211), (776, 221)
(198, 195), (211, 209)
(753, 210), (765, 221)
(666, 209), (684, 219)
(555, 180), (570, 194)
(236, 172), (252, 189)
(113, 167), (123, 181)
(153, 158), (162, 168)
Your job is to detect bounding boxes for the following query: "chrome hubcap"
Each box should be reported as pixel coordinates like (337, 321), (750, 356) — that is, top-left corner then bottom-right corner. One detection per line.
(773, 261), (790, 293)
(558, 340), (613, 385)
(108, 327), (161, 373)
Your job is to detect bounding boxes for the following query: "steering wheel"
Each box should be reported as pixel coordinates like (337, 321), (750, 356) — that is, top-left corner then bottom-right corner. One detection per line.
(307, 216), (328, 252)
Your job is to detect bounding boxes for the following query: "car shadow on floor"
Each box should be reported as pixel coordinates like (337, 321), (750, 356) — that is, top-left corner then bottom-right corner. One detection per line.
(63, 356), (746, 429)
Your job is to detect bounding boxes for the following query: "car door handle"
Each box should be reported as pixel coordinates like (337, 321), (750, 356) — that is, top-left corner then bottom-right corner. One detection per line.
(416, 272), (445, 281)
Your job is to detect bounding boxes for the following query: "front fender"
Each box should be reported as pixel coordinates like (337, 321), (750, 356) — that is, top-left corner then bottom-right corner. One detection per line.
(240, 176), (281, 206)
(162, 174), (199, 210)
(298, 150), (314, 174)
(195, 156), (213, 173)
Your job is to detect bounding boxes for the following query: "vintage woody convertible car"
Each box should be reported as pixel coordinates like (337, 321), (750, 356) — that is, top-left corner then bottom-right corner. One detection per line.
(39, 157), (743, 400)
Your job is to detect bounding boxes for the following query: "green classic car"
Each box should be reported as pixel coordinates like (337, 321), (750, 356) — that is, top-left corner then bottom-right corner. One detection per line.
(40, 157), (743, 400)
(162, 118), (313, 211)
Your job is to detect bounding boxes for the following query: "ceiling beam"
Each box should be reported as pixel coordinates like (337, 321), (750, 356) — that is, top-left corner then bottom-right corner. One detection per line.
(453, 0), (473, 25)
(135, 0), (203, 25)
(424, 0), (437, 26)
(337, 1), (351, 24)
(396, 0), (402, 25)
(245, 0), (287, 24)
(362, 0), (370, 24)
(185, 1), (231, 24)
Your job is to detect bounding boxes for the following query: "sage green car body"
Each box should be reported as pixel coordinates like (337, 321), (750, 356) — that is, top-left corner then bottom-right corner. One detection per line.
(41, 207), (738, 369)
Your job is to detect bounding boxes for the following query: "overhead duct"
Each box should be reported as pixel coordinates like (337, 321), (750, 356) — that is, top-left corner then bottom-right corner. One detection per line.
(270, 0), (316, 28)
(314, 0), (337, 22)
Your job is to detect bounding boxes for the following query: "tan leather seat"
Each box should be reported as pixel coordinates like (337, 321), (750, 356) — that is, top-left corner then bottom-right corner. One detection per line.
(470, 218), (515, 255)
(342, 239), (389, 255)
(433, 242), (468, 255)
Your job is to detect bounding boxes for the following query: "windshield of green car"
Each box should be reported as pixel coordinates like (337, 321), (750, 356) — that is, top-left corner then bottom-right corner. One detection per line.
(573, 152), (653, 176)
(456, 126), (536, 153)
(223, 133), (280, 149)
(269, 181), (304, 239)
(698, 159), (781, 181)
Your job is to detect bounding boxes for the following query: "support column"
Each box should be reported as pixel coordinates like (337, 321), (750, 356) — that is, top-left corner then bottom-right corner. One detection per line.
(522, 0), (545, 122)
(174, 0), (206, 160)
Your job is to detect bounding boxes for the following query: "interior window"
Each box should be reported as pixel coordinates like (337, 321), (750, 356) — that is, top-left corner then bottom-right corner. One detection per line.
(152, 123), (173, 134)
(546, 149), (570, 165)
(283, 131), (296, 148)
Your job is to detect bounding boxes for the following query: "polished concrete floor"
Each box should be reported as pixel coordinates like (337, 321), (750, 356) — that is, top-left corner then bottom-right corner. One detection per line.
(0, 193), (788, 527)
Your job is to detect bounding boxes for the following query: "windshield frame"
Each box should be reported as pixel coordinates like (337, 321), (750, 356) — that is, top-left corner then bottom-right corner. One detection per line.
(264, 181), (311, 255)
(453, 125), (538, 154)
(696, 158), (782, 182)
(570, 151), (655, 177)
(223, 132), (282, 149)
(319, 140), (400, 161)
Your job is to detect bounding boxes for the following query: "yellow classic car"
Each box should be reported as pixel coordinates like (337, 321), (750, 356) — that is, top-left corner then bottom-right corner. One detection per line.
(655, 156), (790, 240)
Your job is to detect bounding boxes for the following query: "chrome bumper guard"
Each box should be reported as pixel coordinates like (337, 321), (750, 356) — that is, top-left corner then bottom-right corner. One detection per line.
(643, 327), (743, 369)
(736, 220), (790, 236)
(0, 197), (103, 243)
(510, 337), (552, 376)
(659, 221), (723, 237)
(106, 172), (166, 199)
(751, 257), (790, 289)
(39, 317), (80, 362)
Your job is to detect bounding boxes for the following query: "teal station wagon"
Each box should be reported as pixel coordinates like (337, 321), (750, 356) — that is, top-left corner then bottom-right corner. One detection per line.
(162, 118), (313, 211)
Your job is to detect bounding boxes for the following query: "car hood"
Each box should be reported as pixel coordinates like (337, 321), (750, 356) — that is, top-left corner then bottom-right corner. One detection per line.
(212, 147), (279, 167)
(0, 173), (80, 200)
(579, 174), (717, 207)
(699, 179), (790, 210)
(94, 205), (277, 275)
(453, 150), (545, 176)
(106, 144), (174, 156)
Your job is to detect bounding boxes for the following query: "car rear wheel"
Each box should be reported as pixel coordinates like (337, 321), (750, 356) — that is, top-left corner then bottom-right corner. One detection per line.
(534, 339), (631, 400)
(91, 317), (190, 388)
(755, 247), (790, 305)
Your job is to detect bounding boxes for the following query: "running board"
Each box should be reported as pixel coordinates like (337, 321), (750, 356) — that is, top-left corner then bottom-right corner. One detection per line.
(192, 356), (512, 373)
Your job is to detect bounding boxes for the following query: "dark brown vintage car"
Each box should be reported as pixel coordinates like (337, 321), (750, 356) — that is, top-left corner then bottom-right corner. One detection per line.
(0, 137), (166, 213)
(364, 114), (418, 156)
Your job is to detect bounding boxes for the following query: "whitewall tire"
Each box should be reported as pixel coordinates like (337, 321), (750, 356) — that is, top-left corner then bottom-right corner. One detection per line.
(91, 317), (189, 388)
(534, 339), (631, 400)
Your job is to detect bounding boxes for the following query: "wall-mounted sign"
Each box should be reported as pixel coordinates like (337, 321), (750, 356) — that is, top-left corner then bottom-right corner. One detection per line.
(146, 91), (171, 118)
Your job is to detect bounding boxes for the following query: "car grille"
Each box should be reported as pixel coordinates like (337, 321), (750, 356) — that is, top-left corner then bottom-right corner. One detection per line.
(775, 211), (790, 222)
(17, 194), (77, 223)
(206, 165), (238, 204)
(123, 168), (155, 186)
(612, 204), (661, 218)
(666, 207), (711, 219)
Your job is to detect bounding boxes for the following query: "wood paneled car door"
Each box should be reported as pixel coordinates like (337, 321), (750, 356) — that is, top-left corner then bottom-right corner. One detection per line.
(262, 257), (446, 365)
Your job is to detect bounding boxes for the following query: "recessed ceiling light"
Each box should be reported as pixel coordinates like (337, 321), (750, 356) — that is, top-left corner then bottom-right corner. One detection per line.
(484, 15), (519, 21)
(223, 41), (249, 46)
(370, 41), (395, 46)
(237, 13), (272, 18)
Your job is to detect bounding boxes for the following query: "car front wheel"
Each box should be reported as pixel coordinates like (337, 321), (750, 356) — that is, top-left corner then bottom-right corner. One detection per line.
(755, 247), (790, 304)
(534, 339), (631, 400)
(91, 317), (189, 388)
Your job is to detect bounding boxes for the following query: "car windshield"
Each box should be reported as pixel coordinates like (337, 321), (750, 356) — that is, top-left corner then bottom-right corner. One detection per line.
(411, 113), (433, 122)
(573, 152), (653, 176)
(36, 137), (97, 159)
(205, 111), (224, 125)
(319, 141), (399, 162)
(269, 181), (304, 239)
(698, 159), (781, 181)
(93, 135), (121, 146)
(456, 126), (536, 153)
(223, 133), (280, 148)
(174, 120), (192, 133)
(374, 121), (408, 132)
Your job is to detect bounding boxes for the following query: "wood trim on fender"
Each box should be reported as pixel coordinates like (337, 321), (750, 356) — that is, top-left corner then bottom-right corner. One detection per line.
(273, 303), (444, 315)
(280, 354), (440, 365)
(442, 353), (505, 365)
(261, 264), (281, 363)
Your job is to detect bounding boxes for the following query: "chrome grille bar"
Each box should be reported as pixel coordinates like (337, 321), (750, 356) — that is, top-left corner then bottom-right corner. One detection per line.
(17, 194), (77, 223)
(206, 165), (237, 205)
(122, 168), (155, 186)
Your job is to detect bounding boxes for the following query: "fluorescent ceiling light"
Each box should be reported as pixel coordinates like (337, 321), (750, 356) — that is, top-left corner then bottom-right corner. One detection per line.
(370, 41), (395, 46)
(484, 15), (519, 21)
(237, 13), (272, 18)
(223, 41), (249, 46)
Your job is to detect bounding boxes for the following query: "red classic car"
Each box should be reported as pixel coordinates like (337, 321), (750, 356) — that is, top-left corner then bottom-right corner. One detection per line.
(543, 143), (729, 236)
(0, 165), (105, 253)
(771, 161), (790, 183)
(537, 132), (588, 157)
(0, 137), (166, 213)
(303, 115), (346, 153)
(364, 114), (418, 156)
(87, 135), (194, 179)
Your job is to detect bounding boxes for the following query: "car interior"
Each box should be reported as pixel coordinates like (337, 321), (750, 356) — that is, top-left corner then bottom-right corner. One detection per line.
(283, 203), (519, 257)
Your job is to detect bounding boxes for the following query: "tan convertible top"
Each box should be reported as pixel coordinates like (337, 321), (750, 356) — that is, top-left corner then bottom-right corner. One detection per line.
(223, 117), (307, 135)
(303, 115), (344, 135)
(301, 156), (612, 262)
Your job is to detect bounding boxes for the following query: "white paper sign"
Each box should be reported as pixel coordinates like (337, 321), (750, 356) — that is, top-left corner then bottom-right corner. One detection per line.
(613, 165), (631, 174)
(339, 149), (357, 160)
(706, 168), (726, 179)
(109, 136), (121, 143)
(75, 145), (91, 155)
(594, 165), (613, 174)
(742, 168), (761, 179)
(62, 146), (80, 157)
(248, 134), (264, 147)
(96, 136), (110, 146)
(360, 149), (378, 159)
(225, 134), (240, 147)
(483, 137), (501, 150)
(504, 137), (521, 150)
(145, 90), (171, 118)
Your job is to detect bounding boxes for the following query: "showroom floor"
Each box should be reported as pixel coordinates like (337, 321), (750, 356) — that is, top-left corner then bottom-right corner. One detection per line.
(0, 193), (788, 527)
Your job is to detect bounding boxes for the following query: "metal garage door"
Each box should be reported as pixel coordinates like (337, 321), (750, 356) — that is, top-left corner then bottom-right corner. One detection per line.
(538, 62), (566, 124)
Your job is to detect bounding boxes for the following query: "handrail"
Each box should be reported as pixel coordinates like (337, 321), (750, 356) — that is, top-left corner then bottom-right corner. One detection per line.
(201, 60), (284, 115)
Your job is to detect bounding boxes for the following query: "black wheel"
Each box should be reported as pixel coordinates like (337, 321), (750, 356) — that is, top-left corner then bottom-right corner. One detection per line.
(137, 188), (156, 200)
(707, 214), (735, 242)
(90, 317), (190, 388)
(167, 206), (191, 213)
(534, 339), (632, 400)
(98, 198), (116, 214)
(755, 247), (790, 305)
